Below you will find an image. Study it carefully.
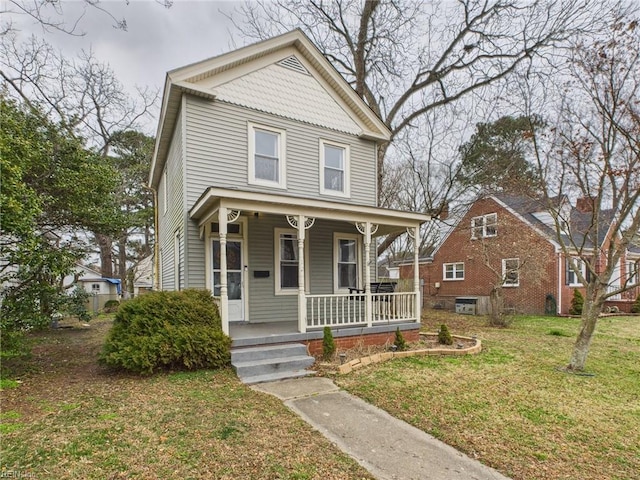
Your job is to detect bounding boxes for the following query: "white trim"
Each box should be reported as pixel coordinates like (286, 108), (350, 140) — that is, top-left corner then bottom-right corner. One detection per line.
(248, 122), (287, 189)
(443, 262), (464, 281)
(274, 228), (309, 295)
(190, 187), (431, 228)
(162, 168), (168, 215)
(502, 258), (520, 287)
(319, 139), (350, 198)
(173, 230), (181, 290)
(333, 232), (362, 293)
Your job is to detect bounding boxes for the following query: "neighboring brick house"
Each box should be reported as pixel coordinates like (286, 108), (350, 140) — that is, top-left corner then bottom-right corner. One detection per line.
(400, 194), (640, 315)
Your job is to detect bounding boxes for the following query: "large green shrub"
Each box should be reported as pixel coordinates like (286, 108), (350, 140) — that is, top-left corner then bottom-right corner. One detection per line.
(569, 289), (584, 315)
(101, 289), (231, 375)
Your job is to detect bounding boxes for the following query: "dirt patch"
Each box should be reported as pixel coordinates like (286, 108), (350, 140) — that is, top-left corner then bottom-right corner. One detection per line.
(315, 332), (480, 375)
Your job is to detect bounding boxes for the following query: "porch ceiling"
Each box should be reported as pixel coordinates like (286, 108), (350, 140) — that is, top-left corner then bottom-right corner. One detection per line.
(190, 187), (431, 234)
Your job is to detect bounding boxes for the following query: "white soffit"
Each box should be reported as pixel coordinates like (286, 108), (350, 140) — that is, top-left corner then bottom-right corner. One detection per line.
(198, 59), (361, 135)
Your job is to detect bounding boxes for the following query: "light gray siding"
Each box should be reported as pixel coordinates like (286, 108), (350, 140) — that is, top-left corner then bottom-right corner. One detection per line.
(245, 215), (372, 323)
(159, 107), (185, 291)
(184, 96), (377, 208)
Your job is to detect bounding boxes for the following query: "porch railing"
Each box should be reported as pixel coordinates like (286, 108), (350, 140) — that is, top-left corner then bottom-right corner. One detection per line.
(306, 292), (417, 329)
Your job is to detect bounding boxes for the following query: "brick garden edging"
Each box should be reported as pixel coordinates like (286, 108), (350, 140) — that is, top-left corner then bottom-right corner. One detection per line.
(337, 333), (482, 374)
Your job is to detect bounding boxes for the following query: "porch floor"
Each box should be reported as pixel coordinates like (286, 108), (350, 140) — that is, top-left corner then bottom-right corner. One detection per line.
(229, 321), (418, 349)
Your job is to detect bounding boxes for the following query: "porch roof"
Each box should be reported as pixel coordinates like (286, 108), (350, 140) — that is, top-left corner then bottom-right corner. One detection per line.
(189, 187), (431, 234)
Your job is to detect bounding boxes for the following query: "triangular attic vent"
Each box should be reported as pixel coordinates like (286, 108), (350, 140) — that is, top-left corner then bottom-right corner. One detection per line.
(278, 56), (309, 75)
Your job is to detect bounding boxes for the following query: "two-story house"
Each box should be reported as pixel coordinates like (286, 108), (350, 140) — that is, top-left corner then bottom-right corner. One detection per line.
(400, 194), (639, 315)
(149, 30), (430, 354)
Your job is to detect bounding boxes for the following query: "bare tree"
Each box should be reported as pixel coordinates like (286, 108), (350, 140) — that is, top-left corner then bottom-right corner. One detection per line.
(1, 34), (158, 277)
(532, 16), (640, 371)
(230, 0), (623, 255)
(1, 0), (172, 36)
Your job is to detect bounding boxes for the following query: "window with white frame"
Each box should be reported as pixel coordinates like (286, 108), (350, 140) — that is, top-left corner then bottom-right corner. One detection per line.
(567, 257), (586, 286)
(320, 140), (350, 196)
(91, 283), (101, 293)
(334, 234), (359, 291)
(274, 229), (309, 295)
(162, 168), (168, 214)
(443, 262), (464, 281)
(471, 213), (497, 239)
(502, 258), (520, 287)
(248, 123), (286, 188)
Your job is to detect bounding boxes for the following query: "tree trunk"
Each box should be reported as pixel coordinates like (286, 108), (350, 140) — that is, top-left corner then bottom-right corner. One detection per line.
(567, 298), (602, 371)
(118, 235), (128, 298)
(96, 233), (113, 278)
(489, 286), (505, 326)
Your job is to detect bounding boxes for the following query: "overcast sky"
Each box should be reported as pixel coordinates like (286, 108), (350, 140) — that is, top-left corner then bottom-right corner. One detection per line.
(6, 0), (253, 132)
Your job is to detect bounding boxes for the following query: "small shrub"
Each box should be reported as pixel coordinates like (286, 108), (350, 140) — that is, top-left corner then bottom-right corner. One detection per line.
(437, 324), (453, 345)
(631, 294), (640, 314)
(62, 288), (92, 322)
(101, 289), (231, 375)
(569, 289), (584, 315)
(394, 327), (407, 351)
(103, 299), (120, 313)
(322, 326), (336, 360)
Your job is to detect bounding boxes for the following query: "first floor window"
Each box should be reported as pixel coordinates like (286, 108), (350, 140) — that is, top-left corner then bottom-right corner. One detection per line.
(443, 262), (464, 280)
(567, 257), (586, 286)
(279, 233), (298, 289)
(91, 283), (100, 293)
(628, 261), (638, 285)
(503, 258), (520, 287)
(334, 234), (359, 291)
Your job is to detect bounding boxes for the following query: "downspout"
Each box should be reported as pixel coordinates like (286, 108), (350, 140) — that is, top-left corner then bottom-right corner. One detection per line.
(145, 184), (161, 291)
(557, 252), (562, 314)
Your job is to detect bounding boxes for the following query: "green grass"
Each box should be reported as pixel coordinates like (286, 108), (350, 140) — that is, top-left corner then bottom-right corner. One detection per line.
(337, 312), (640, 480)
(0, 316), (373, 480)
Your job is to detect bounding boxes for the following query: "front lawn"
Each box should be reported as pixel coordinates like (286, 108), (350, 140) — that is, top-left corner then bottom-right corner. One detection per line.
(0, 316), (373, 480)
(336, 312), (640, 480)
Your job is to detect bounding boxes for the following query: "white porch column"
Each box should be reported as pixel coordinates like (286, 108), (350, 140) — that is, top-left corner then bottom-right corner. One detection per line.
(414, 225), (421, 323)
(297, 214), (307, 333)
(219, 206), (229, 336)
(364, 222), (373, 328)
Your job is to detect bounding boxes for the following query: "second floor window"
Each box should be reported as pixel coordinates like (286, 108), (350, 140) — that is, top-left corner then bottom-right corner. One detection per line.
(471, 213), (497, 239)
(248, 123), (286, 188)
(320, 140), (350, 197)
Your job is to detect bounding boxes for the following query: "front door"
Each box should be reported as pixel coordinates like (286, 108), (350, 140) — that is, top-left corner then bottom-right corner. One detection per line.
(213, 240), (244, 321)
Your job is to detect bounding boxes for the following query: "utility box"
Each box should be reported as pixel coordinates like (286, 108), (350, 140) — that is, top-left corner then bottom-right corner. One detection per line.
(455, 297), (477, 315)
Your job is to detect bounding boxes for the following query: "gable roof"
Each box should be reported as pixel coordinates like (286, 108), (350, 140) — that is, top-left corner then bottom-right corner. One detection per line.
(149, 29), (391, 188)
(493, 193), (616, 250)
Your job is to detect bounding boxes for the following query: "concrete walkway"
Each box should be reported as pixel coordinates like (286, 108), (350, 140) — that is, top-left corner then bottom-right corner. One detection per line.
(253, 377), (511, 480)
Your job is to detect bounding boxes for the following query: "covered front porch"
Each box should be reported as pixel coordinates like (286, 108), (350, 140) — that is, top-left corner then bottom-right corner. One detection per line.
(189, 187), (430, 340)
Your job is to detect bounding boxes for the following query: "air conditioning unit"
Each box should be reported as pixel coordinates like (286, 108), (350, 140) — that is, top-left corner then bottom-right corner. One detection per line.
(455, 298), (477, 315)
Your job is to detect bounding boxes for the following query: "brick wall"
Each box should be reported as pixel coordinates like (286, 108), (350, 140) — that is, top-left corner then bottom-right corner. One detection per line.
(402, 198), (559, 315)
(304, 328), (420, 355)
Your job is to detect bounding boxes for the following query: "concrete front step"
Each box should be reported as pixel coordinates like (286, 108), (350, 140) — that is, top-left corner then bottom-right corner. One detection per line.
(231, 343), (316, 385)
(241, 369), (314, 385)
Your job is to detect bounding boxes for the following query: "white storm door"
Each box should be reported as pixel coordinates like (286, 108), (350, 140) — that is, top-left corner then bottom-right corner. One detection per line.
(213, 240), (244, 322)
